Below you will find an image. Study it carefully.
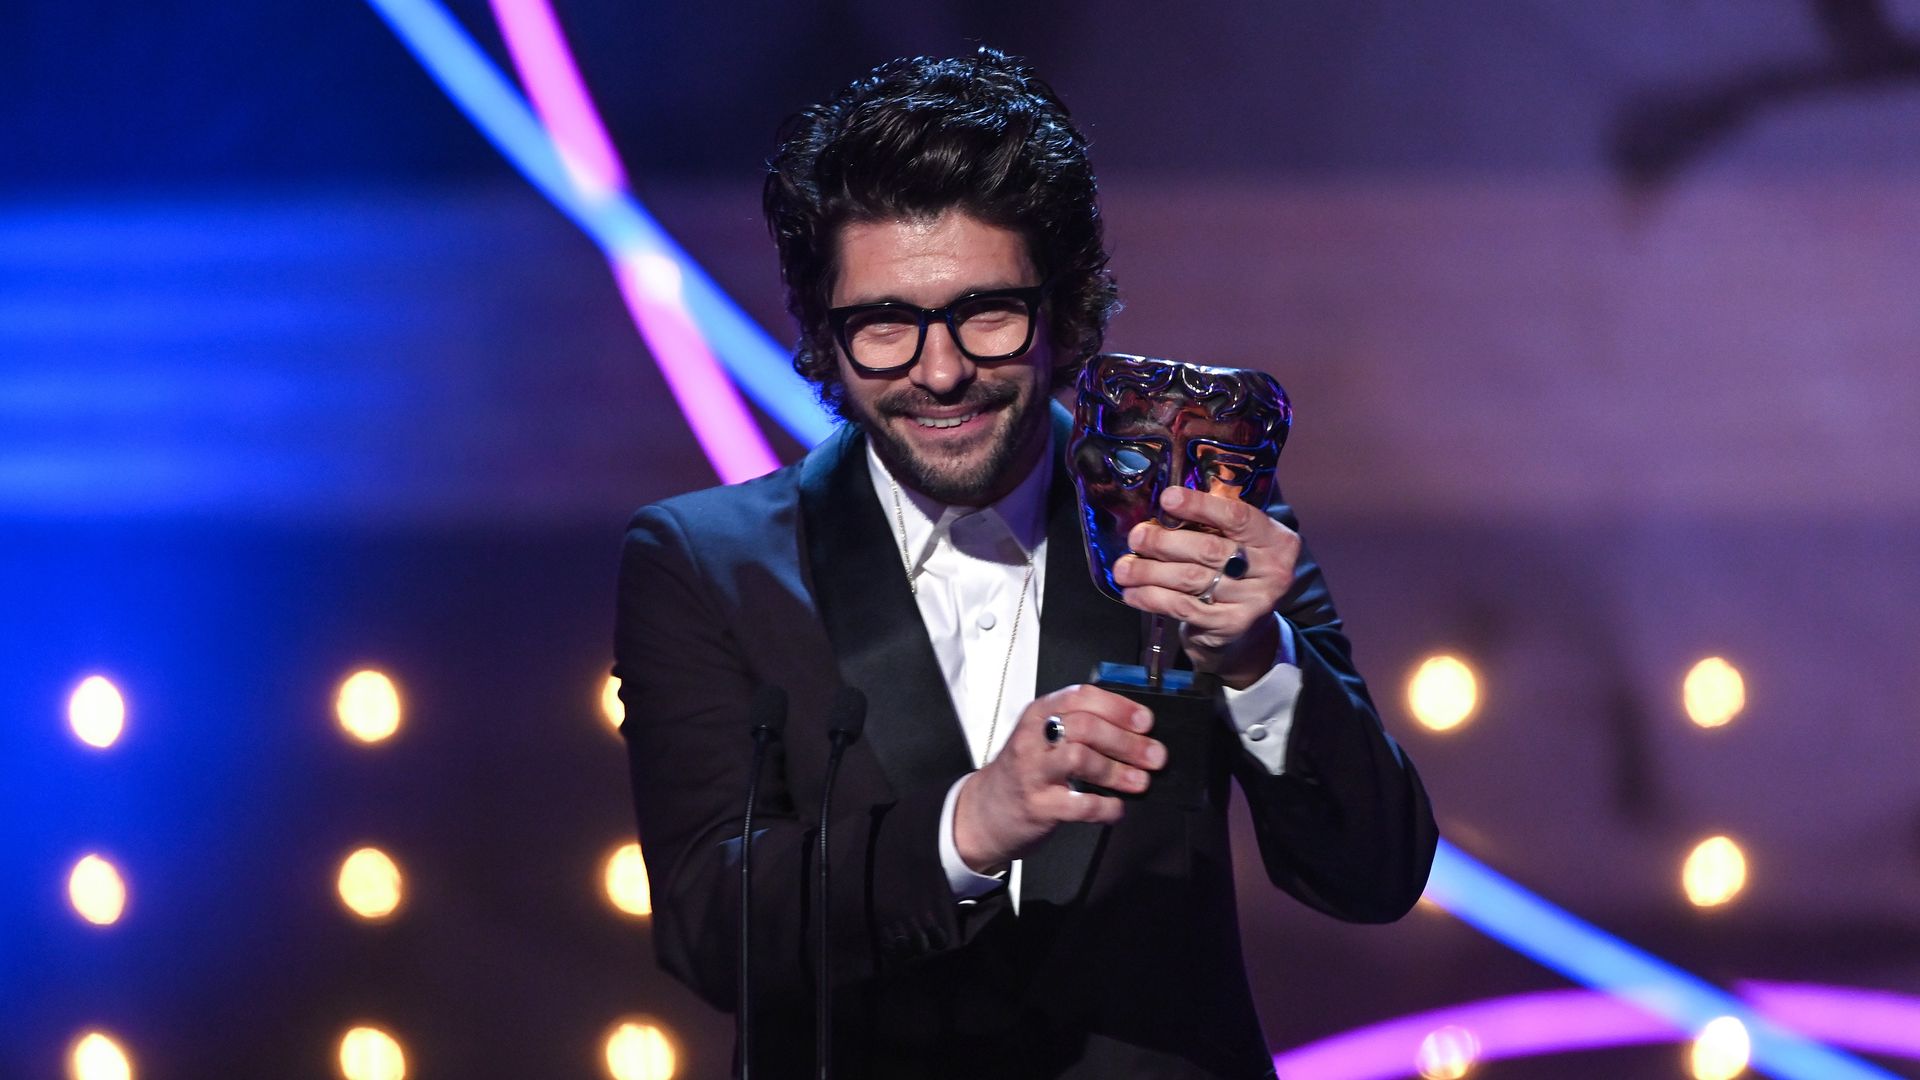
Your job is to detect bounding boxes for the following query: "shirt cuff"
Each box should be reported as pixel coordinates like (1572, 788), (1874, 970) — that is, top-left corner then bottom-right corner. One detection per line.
(1219, 615), (1303, 776)
(938, 773), (1008, 901)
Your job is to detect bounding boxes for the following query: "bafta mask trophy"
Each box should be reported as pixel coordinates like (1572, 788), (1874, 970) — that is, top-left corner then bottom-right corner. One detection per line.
(1066, 353), (1292, 809)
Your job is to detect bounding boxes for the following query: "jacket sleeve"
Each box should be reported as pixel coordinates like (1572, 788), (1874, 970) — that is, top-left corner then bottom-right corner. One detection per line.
(1229, 502), (1439, 923)
(612, 503), (1006, 1013)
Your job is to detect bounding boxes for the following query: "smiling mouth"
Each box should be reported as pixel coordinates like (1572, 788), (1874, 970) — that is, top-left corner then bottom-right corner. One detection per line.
(910, 411), (981, 430)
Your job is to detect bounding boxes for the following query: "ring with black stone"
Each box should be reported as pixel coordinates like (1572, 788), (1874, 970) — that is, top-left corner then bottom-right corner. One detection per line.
(1043, 714), (1067, 746)
(1222, 547), (1250, 579)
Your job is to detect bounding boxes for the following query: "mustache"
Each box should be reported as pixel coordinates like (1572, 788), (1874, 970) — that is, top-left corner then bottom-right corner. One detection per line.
(875, 380), (1020, 417)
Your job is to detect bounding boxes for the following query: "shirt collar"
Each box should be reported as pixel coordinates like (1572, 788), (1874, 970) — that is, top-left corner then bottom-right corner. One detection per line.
(864, 430), (1052, 575)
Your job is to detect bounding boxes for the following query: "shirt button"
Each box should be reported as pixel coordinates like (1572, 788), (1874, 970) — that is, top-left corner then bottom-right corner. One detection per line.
(977, 611), (997, 630)
(1245, 723), (1268, 742)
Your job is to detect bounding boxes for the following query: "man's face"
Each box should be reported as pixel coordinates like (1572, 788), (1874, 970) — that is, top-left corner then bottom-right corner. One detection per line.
(829, 210), (1054, 507)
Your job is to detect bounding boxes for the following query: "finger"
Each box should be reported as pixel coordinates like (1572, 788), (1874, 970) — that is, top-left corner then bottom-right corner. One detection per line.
(1126, 520), (1239, 570)
(1058, 708), (1167, 772)
(1112, 552), (1219, 596)
(1038, 786), (1126, 825)
(1044, 737), (1144, 791)
(1121, 583), (1248, 628)
(1158, 486), (1270, 543)
(1049, 728), (1158, 792)
(1035, 684), (1154, 734)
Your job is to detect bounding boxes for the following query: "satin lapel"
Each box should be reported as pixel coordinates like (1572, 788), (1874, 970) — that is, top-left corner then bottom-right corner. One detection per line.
(1023, 402), (1141, 907)
(799, 425), (975, 800)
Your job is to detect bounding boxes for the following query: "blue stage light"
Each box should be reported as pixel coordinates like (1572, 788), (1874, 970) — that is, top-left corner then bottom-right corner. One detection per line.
(360, 0), (832, 449)
(1425, 841), (1899, 1080)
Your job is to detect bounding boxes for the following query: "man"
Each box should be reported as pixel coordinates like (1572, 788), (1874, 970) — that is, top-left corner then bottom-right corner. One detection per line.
(615, 48), (1436, 1079)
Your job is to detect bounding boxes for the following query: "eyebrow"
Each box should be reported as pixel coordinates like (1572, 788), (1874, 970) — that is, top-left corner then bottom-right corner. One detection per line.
(831, 280), (1037, 309)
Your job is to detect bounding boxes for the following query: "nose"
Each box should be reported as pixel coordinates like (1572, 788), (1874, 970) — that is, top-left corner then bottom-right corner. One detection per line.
(909, 322), (976, 397)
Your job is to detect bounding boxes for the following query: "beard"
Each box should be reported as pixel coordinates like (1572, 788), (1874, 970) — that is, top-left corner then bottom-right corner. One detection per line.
(845, 373), (1049, 506)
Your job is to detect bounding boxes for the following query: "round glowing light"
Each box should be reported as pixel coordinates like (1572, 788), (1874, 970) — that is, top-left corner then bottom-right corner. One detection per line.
(1683, 835), (1748, 908)
(336, 670), (402, 744)
(69, 675), (128, 749)
(68, 1031), (133, 1080)
(68, 854), (128, 926)
(601, 675), (624, 731)
(338, 1026), (406, 1080)
(1408, 654), (1479, 732)
(605, 842), (652, 917)
(604, 1020), (676, 1080)
(337, 847), (404, 920)
(1684, 657), (1746, 729)
(1690, 1015), (1751, 1080)
(1416, 1024), (1479, 1079)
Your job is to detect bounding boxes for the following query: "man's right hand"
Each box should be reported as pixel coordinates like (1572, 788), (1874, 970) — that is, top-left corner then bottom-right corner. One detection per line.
(952, 684), (1166, 874)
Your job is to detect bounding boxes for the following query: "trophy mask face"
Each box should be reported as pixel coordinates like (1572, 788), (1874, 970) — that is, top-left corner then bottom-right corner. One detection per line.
(1067, 354), (1292, 604)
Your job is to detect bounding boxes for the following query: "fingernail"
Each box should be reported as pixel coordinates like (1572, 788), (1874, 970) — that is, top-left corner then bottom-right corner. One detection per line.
(1128, 769), (1149, 789)
(1146, 742), (1167, 769)
(1163, 487), (1184, 508)
(1133, 709), (1153, 732)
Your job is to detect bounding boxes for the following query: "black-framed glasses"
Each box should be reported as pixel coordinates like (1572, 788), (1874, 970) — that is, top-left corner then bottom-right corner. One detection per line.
(827, 284), (1046, 374)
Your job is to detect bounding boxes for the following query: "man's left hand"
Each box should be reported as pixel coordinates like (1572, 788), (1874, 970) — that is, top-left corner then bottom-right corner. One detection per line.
(1112, 486), (1300, 691)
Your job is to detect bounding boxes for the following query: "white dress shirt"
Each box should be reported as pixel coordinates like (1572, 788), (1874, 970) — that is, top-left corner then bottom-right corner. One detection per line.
(863, 442), (1304, 910)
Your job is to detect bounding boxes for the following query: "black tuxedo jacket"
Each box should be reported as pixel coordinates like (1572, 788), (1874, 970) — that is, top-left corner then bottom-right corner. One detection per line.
(614, 404), (1436, 1079)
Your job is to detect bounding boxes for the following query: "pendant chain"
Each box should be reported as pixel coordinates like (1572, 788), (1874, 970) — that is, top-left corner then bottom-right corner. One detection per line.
(891, 477), (1036, 768)
(890, 475), (919, 597)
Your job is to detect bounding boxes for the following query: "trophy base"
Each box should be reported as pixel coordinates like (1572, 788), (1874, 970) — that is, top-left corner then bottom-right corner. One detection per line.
(1070, 662), (1216, 811)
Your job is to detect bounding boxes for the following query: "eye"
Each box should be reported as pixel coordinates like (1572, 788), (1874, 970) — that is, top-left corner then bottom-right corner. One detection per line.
(1108, 447), (1154, 483)
(844, 309), (915, 338)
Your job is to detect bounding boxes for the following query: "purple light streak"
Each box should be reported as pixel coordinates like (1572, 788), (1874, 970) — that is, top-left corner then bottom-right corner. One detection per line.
(1740, 981), (1920, 1063)
(488, 0), (778, 484)
(1271, 983), (1920, 1079)
(485, 0), (625, 200)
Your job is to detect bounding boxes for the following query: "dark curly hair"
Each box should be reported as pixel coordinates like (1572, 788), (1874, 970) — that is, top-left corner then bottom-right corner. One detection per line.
(763, 46), (1120, 413)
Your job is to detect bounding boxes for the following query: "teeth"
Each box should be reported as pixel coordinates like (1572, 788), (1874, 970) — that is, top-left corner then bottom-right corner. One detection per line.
(912, 412), (977, 429)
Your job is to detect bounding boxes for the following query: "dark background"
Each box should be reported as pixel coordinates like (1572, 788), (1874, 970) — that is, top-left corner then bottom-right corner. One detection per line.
(4, 2), (1919, 1077)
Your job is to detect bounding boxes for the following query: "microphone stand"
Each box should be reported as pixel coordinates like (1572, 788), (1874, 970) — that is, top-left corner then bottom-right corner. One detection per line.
(738, 686), (787, 1080)
(815, 687), (867, 1080)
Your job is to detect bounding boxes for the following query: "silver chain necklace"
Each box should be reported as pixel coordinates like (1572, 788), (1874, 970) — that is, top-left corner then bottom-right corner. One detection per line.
(891, 477), (1036, 767)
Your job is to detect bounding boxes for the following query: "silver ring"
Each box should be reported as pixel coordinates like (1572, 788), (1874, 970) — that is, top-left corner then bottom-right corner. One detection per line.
(1043, 714), (1067, 745)
(1197, 571), (1224, 605)
(1222, 547), (1249, 579)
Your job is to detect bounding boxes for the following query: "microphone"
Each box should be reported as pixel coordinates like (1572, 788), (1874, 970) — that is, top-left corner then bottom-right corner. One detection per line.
(738, 685), (787, 1080)
(815, 686), (867, 1080)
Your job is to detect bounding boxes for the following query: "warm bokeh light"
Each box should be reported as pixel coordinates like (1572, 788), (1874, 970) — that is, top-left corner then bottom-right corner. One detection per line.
(69, 675), (127, 749)
(337, 847), (404, 920)
(1683, 835), (1749, 908)
(604, 1020), (676, 1080)
(336, 669), (402, 743)
(1684, 657), (1746, 728)
(601, 674), (624, 731)
(1689, 1015), (1751, 1080)
(1407, 654), (1479, 732)
(1416, 1024), (1479, 1079)
(68, 1031), (133, 1080)
(605, 842), (652, 917)
(68, 854), (128, 926)
(338, 1026), (406, 1080)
